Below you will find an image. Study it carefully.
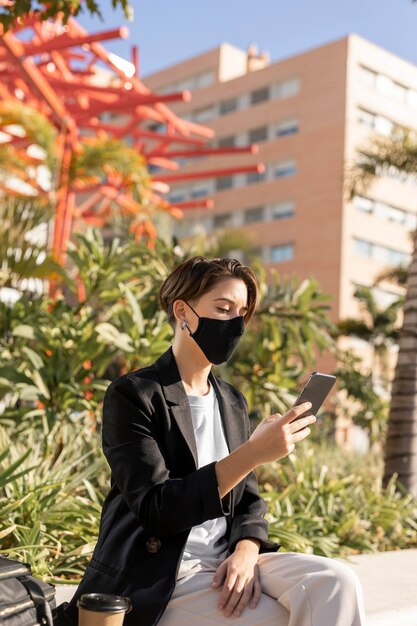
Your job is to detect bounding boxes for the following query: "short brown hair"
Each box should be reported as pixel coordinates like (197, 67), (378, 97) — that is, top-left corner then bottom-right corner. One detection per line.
(159, 256), (260, 329)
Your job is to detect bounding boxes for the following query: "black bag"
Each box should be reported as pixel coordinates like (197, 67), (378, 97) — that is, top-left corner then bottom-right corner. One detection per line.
(0, 556), (56, 626)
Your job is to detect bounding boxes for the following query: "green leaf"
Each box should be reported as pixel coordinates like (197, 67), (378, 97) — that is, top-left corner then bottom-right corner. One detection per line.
(12, 325), (35, 340)
(95, 323), (134, 353)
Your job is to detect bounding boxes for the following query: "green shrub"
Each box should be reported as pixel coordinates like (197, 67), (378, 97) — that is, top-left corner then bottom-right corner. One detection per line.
(258, 444), (417, 557)
(0, 427), (107, 582)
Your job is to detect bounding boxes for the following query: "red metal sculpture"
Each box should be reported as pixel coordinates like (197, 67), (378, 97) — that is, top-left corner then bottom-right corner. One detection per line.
(0, 11), (262, 264)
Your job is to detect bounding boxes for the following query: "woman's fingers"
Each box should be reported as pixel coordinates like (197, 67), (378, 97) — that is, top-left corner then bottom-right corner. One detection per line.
(281, 401), (312, 425)
(217, 570), (238, 610)
(212, 561), (227, 589)
(230, 580), (254, 617)
(290, 425), (312, 444)
(287, 414), (316, 434)
(250, 575), (262, 608)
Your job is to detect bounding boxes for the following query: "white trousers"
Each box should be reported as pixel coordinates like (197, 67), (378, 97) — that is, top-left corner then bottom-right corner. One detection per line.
(159, 552), (367, 626)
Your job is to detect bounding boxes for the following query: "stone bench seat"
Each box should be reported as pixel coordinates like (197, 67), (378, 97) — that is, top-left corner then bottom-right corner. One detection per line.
(54, 549), (417, 625)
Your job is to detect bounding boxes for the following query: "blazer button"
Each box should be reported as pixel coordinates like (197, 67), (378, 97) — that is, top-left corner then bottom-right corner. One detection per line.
(146, 537), (161, 553)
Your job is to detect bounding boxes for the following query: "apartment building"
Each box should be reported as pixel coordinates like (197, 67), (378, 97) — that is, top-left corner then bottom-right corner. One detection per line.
(145, 36), (417, 331)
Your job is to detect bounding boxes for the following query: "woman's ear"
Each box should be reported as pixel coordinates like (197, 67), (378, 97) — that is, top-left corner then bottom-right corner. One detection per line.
(172, 299), (188, 327)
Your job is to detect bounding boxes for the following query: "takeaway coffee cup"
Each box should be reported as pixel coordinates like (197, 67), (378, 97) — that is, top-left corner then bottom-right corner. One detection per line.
(77, 593), (132, 626)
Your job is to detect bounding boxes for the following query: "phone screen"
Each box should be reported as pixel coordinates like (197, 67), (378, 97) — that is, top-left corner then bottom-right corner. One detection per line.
(292, 372), (336, 422)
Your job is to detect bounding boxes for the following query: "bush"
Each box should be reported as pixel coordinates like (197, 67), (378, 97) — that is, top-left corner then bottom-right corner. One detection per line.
(258, 443), (417, 557)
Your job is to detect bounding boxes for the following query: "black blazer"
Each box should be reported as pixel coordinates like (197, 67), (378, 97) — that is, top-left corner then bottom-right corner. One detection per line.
(62, 347), (278, 626)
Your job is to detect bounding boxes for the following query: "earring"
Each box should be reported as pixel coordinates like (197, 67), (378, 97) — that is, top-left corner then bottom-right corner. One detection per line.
(180, 320), (187, 331)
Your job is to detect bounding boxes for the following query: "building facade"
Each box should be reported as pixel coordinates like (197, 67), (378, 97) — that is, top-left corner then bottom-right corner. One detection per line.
(145, 35), (417, 331)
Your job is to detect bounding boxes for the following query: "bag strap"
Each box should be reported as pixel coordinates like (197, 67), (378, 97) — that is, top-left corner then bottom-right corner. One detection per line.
(19, 576), (54, 626)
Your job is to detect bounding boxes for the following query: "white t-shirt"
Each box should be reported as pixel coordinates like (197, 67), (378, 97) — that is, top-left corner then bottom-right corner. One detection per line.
(177, 382), (229, 580)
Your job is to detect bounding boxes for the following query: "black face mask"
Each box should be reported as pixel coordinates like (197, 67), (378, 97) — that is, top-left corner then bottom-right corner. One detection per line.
(184, 301), (245, 365)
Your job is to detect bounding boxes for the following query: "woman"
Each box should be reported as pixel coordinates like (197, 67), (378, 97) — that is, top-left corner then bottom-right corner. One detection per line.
(59, 256), (366, 626)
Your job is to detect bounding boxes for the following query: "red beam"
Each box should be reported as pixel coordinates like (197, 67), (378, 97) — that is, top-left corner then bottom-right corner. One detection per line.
(46, 74), (191, 106)
(148, 157), (179, 170)
(171, 199), (214, 210)
(0, 32), (75, 131)
(67, 17), (193, 138)
(133, 129), (206, 146)
(147, 145), (259, 159)
(67, 91), (191, 119)
(156, 163), (265, 183)
(22, 26), (129, 56)
(132, 45), (139, 77)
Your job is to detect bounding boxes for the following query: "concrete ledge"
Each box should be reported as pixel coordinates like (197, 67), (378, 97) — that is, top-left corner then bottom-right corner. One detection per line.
(55, 549), (417, 625)
(342, 549), (417, 626)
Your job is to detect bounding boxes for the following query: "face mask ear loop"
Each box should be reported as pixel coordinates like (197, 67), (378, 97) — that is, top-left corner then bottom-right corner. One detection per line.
(184, 301), (199, 318)
(183, 301), (199, 336)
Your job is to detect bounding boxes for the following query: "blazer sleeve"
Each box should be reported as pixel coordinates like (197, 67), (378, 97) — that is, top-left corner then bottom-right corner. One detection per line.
(102, 375), (231, 537)
(228, 392), (280, 554)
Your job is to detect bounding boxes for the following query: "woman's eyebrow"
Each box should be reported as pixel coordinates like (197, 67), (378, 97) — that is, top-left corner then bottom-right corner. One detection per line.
(214, 297), (248, 309)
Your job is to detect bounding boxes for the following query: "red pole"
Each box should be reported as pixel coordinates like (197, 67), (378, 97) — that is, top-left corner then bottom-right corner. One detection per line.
(132, 45), (139, 77)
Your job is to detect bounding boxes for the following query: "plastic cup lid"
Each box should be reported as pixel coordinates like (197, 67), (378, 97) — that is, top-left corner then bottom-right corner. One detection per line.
(77, 593), (131, 613)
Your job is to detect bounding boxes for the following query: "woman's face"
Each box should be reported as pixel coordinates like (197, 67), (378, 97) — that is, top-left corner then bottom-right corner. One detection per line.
(185, 277), (248, 332)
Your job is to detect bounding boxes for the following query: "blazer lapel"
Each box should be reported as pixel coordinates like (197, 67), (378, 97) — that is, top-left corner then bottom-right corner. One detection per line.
(154, 347), (245, 467)
(154, 348), (198, 467)
(209, 374), (243, 453)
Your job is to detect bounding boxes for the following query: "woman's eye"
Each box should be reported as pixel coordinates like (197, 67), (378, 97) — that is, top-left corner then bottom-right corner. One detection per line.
(217, 307), (229, 313)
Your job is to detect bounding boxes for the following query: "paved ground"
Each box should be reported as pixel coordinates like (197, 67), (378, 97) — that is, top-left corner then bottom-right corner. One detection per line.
(342, 549), (417, 626)
(55, 549), (417, 625)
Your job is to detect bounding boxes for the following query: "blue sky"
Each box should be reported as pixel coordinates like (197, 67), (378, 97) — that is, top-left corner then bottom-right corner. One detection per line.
(77, 0), (417, 77)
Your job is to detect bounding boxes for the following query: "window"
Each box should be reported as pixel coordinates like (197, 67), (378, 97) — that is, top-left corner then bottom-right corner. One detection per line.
(353, 283), (400, 308)
(376, 75), (395, 98)
(215, 176), (234, 191)
(191, 185), (209, 198)
(375, 202), (405, 225)
(375, 116), (394, 136)
(244, 247), (263, 262)
(195, 70), (215, 89)
(217, 136), (235, 148)
(386, 247), (409, 267)
(213, 213), (234, 229)
(270, 243), (294, 263)
(246, 170), (266, 185)
(244, 207), (264, 224)
(274, 159), (297, 178)
(248, 126), (268, 143)
(354, 238), (410, 266)
(219, 98), (238, 115)
(358, 109), (375, 129)
(271, 200), (295, 220)
(168, 191), (187, 204)
(359, 66), (377, 89)
(392, 82), (407, 103)
(354, 195), (415, 227)
(406, 213), (417, 229)
(148, 121), (164, 133)
(407, 90), (417, 110)
(193, 107), (215, 123)
(276, 118), (299, 137)
(357, 109), (394, 136)
(354, 238), (373, 258)
(250, 87), (270, 105)
(354, 196), (373, 213)
(275, 77), (301, 99)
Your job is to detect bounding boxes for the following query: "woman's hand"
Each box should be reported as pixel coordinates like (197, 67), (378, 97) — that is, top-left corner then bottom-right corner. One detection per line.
(247, 402), (316, 466)
(212, 539), (261, 618)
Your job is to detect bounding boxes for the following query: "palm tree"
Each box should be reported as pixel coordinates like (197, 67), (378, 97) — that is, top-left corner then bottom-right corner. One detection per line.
(351, 130), (417, 496)
(337, 286), (402, 388)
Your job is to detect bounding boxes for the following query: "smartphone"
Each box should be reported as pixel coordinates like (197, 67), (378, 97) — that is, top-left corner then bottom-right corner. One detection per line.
(292, 372), (336, 422)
